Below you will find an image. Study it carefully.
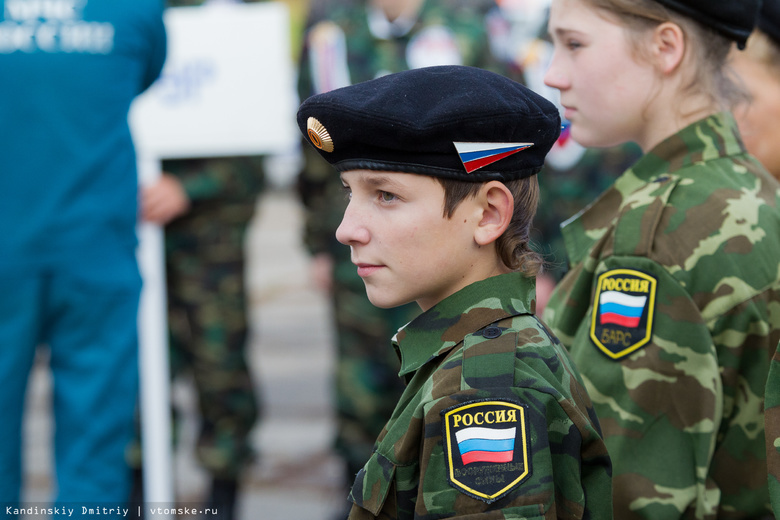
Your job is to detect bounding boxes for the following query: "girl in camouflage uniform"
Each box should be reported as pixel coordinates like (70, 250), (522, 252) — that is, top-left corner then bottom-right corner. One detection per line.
(543, 0), (780, 518)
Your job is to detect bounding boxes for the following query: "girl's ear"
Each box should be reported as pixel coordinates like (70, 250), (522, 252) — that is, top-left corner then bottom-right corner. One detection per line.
(653, 21), (686, 75)
(474, 181), (513, 247)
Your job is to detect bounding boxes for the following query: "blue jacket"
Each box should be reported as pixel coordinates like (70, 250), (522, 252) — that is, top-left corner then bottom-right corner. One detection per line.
(0, 0), (166, 274)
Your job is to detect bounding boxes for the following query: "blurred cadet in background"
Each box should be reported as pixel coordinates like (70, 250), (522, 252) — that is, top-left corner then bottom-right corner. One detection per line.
(484, 0), (641, 314)
(296, 0), (504, 514)
(131, 0), (264, 517)
(0, 0), (166, 516)
(731, 0), (780, 183)
(731, 0), (780, 515)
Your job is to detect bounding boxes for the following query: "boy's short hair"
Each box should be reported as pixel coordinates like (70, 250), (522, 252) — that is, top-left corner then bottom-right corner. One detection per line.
(438, 176), (544, 275)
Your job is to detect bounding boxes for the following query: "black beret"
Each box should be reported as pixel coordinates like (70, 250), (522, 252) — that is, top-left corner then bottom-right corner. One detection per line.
(758, 0), (780, 46)
(654, 0), (761, 48)
(296, 65), (561, 182)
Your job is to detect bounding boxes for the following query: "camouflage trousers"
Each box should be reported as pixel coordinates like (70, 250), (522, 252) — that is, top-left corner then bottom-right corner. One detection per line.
(330, 283), (419, 478)
(129, 208), (260, 479)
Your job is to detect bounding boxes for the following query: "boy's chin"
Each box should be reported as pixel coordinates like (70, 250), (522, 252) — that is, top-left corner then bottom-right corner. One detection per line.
(366, 297), (406, 310)
(364, 289), (413, 310)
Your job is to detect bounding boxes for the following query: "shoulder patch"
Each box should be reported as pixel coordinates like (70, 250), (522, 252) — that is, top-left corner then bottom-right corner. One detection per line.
(590, 268), (657, 360)
(441, 400), (530, 503)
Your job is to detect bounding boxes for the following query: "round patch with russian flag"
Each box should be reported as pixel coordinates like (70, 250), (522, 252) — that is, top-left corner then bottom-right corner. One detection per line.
(441, 400), (530, 503)
(590, 268), (657, 360)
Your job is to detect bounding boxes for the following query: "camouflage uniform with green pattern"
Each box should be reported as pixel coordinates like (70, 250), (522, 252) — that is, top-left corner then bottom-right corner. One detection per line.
(127, 1), (265, 482)
(162, 154), (264, 478)
(766, 342), (780, 517)
(297, 0), (503, 480)
(543, 112), (780, 519)
(153, 0), (266, 480)
(128, 1), (265, 480)
(348, 272), (613, 519)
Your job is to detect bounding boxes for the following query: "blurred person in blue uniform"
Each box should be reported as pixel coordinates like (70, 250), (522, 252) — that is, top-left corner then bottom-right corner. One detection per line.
(0, 0), (166, 516)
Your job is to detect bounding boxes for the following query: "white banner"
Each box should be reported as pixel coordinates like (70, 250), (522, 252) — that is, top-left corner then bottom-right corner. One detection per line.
(130, 2), (298, 159)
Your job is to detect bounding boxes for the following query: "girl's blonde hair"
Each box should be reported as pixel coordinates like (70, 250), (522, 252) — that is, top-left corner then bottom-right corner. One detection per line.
(585, 0), (748, 111)
(436, 176), (544, 276)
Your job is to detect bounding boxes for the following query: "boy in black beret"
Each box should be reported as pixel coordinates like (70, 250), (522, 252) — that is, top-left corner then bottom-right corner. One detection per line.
(297, 65), (612, 519)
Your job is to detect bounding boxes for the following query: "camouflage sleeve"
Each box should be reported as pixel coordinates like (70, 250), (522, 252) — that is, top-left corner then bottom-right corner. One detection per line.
(352, 388), (611, 519)
(575, 254), (760, 519)
(767, 341), (780, 516)
(426, 388), (611, 519)
(162, 156), (265, 205)
(706, 287), (775, 514)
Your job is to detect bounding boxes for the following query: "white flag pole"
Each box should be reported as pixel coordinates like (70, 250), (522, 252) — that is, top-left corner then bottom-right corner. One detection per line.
(136, 154), (175, 516)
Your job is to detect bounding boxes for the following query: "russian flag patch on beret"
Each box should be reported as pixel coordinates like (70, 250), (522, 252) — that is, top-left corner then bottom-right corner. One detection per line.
(454, 142), (534, 173)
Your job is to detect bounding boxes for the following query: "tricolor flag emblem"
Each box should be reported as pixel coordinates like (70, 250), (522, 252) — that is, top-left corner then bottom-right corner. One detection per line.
(453, 142), (533, 173)
(442, 400), (530, 503)
(598, 291), (647, 328)
(590, 269), (657, 360)
(455, 426), (516, 465)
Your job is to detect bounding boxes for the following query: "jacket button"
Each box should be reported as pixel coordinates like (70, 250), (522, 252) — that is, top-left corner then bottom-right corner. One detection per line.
(483, 326), (501, 339)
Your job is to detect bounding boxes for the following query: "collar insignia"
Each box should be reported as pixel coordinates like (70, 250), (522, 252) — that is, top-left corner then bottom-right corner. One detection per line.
(453, 142), (533, 173)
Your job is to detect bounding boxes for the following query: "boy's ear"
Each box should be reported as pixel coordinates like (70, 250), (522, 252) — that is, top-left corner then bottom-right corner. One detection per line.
(474, 181), (513, 247)
(652, 21), (685, 75)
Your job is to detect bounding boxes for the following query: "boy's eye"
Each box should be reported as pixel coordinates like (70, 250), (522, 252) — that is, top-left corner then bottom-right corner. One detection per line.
(341, 184), (352, 200)
(379, 191), (397, 202)
(566, 39), (582, 50)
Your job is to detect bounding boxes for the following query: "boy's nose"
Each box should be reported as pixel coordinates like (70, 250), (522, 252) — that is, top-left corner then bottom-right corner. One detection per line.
(336, 204), (370, 246)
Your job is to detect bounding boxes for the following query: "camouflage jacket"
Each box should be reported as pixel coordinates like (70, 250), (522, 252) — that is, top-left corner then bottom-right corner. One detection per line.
(768, 342), (780, 517)
(348, 272), (613, 519)
(163, 156), (265, 227)
(543, 112), (780, 519)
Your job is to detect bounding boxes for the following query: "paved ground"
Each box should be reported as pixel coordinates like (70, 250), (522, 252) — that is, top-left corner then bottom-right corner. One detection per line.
(22, 188), (349, 519)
